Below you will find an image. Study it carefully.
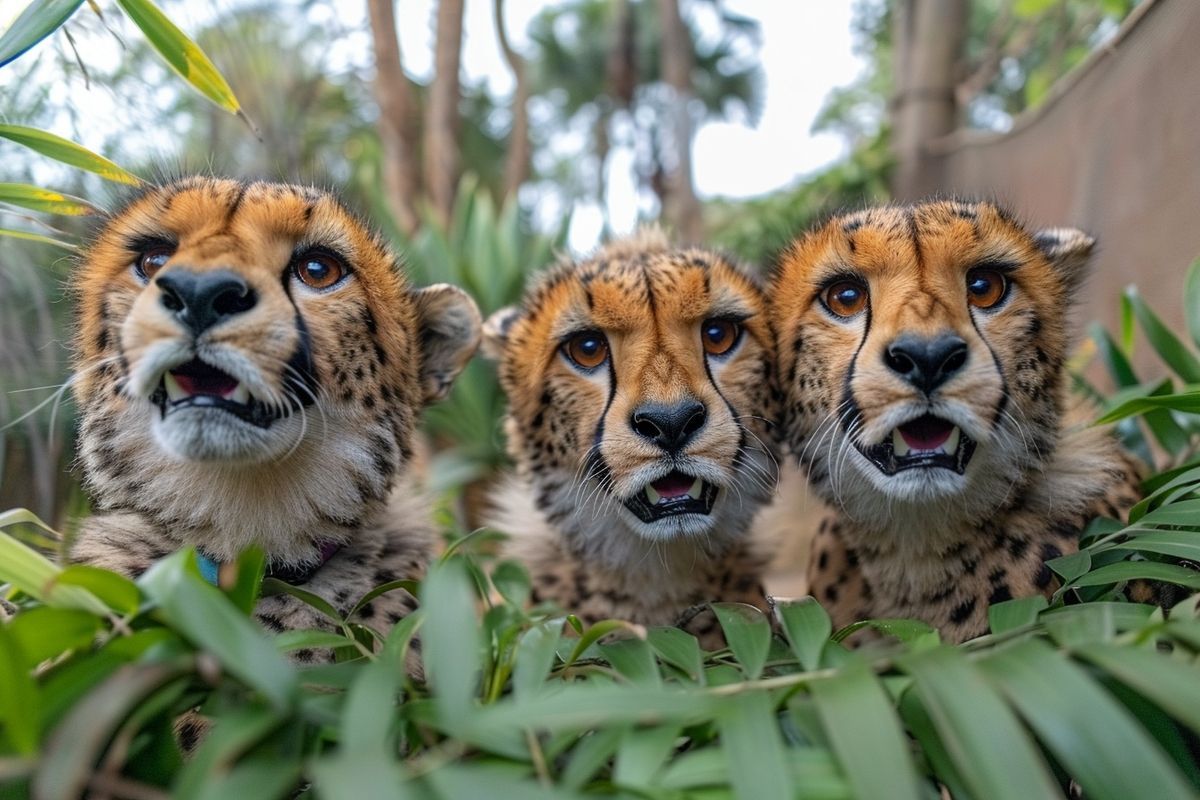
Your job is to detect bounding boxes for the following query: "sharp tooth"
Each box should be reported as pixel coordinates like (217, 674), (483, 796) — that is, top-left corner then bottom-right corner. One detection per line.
(646, 485), (661, 505)
(163, 372), (188, 402)
(230, 382), (250, 405)
(689, 477), (703, 498)
(892, 429), (910, 457)
(945, 426), (960, 455)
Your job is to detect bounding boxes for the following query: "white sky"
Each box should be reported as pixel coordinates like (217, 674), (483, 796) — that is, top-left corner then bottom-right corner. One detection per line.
(0, 0), (865, 250)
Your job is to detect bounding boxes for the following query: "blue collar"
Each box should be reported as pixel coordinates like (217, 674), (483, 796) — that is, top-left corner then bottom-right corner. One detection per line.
(195, 541), (342, 587)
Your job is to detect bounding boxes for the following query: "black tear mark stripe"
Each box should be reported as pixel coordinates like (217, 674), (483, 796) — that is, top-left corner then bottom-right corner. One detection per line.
(838, 303), (872, 437)
(967, 310), (1010, 426)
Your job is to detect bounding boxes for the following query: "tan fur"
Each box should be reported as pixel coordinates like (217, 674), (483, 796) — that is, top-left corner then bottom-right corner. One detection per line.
(770, 201), (1141, 642)
(68, 177), (480, 656)
(483, 233), (780, 648)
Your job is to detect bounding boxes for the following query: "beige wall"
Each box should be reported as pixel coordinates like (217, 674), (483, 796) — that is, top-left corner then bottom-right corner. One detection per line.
(905, 0), (1200, 381)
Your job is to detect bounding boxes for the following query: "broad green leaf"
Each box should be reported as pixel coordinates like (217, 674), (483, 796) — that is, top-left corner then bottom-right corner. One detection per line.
(613, 724), (680, 788)
(115, 0), (244, 118)
(0, 524), (107, 614)
(775, 597), (831, 670)
(260, 578), (341, 621)
(347, 578), (420, 619)
(1185, 258), (1200, 351)
(425, 763), (581, 800)
(0, 227), (77, 250)
(53, 564), (140, 615)
(0, 624), (38, 755)
(899, 646), (1060, 800)
(224, 547), (265, 614)
(982, 639), (1193, 800)
(139, 549), (295, 709)
(987, 594), (1047, 634)
(598, 637), (661, 687)
(1046, 549), (1091, 581)
(173, 709), (286, 800)
(560, 725), (624, 790)
(6, 607), (100, 669)
(1109, 531), (1200, 561)
(718, 692), (791, 800)
(420, 559), (481, 724)
(712, 603), (771, 679)
(0, 182), (99, 215)
(809, 664), (922, 800)
(1014, 0), (1056, 18)
(1071, 560), (1200, 590)
(191, 759), (302, 800)
(308, 755), (409, 799)
(646, 627), (704, 684)
(1077, 644), (1200, 730)
(33, 661), (190, 799)
(513, 619), (563, 700)
(491, 559), (531, 608)
(562, 618), (643, 667)
(340, 654), (401, 755)
(1125, 285), (1200, 383)
(0, 124), (139, 184)
(0, 0), (83, 68)
(273, 629), (353, 653)
(832, 617), (939, 647)
(1091, 323), (1138, 387)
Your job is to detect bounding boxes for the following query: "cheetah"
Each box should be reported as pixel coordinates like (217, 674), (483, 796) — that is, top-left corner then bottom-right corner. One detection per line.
(769, 200), (1142, 642)
(482, 230), (780, 647)
(68, 177), (481, 655)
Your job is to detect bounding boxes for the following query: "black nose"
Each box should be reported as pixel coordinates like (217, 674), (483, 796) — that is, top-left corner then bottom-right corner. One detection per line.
(884, 333), (968, 394)
(631, 400), (708, 453)
(156, 269), (257, 335)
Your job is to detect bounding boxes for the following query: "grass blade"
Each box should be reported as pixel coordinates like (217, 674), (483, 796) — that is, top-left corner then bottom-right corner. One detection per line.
(0, 124), (139, 184)
(809, 664), (923, 800)
(0, 182), (99, 215)
(899, 646), (1060, 800)
(717, 692), (791, 800)
(712, 603), (771, 679)
(0, 0), (83, 67)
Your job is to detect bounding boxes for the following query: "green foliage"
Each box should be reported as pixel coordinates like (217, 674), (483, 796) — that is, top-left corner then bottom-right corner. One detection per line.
(385, 176), (568, 486)
(2, 501), (1200, 797)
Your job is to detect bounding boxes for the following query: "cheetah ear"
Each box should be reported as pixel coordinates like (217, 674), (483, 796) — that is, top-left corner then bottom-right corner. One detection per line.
(412, 283), (482, 404)
(1033, 227), (1095, 292)
(482, 305), (520, 361)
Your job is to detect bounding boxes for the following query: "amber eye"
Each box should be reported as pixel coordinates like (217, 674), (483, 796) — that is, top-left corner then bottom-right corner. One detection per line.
(135, 245), (173, 281)
(293, 252), (347, 290)
(966, 268), (1008, 309)
(823, 280), (868, 317)
(563, 331), (609, 370)
(702, 319), (741, 356)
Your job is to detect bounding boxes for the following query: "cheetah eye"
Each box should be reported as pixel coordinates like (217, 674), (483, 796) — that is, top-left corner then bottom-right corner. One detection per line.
(702, 319), (741, 357)
(966, 268), (1008, 309)
(292, 250), (348, 291)
(563, 331), (609, 370)
(823, 280), (868, 318)
(134, 244), (174, 282)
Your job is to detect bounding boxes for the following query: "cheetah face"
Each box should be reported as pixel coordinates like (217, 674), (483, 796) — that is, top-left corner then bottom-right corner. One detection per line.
(74, 178), (479, 483)
(772, 201), (1093, 512)
(486, 235), (778, 548)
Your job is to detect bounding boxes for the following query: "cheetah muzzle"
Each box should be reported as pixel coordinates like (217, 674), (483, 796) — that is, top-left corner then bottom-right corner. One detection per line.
(853, 413), (977, 476)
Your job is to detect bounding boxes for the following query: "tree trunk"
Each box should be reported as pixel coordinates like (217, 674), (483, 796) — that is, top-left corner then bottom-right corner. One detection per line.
(890, 0), (968, 199)
(425, 0), (465, 226)
(367, 0), (422, 235)
(657, 0), (703, 244)
(493, 0), (530, 200)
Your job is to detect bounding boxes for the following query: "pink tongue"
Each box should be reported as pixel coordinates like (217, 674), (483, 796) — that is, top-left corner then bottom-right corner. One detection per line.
(898, 418), (953, 450)
(172, 369), (238, 398)
(652, 474), (694, 499)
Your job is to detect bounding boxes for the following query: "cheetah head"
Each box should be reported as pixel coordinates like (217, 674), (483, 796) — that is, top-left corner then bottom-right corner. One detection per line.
(72, 178), (479, 549)
(484, 231), (778, 558)
(771, 200), (1093, 522)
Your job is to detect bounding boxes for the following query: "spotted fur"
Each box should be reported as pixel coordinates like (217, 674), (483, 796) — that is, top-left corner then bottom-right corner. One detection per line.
(69, 177), (481, 654)
(483, 230), (779, 648)
(770, 200), (1142, 642)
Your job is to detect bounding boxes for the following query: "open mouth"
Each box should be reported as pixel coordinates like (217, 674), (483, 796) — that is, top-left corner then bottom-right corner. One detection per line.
(623, 470), (718, 523)
(856, 414), (976, 476)
(150, 359), (281, 428)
